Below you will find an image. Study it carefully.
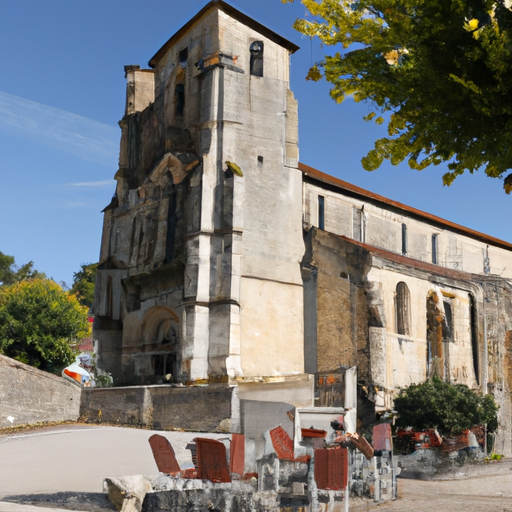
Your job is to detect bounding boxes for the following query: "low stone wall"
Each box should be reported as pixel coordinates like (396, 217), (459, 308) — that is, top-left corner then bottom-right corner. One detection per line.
(106, 458), (345, 512)
(397, 448), (495, 480)
(80, 384), (234, 431)
(0, 355), (81, 428)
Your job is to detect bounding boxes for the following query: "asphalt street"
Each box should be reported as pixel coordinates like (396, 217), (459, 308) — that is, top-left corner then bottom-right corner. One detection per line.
(0, 425), (226, 503)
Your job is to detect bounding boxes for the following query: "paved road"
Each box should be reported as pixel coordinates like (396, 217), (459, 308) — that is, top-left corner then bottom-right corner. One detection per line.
(0, 424), (226, 502)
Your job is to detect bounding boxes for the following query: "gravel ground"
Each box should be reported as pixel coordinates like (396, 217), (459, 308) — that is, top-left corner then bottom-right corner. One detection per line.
(352, 472), (512, 512)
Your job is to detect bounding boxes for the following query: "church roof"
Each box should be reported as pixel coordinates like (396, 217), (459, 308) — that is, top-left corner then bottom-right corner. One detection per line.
(149, 0), (300, 68)
(300, 162), (512, 252)
(340, 235), (481, 282)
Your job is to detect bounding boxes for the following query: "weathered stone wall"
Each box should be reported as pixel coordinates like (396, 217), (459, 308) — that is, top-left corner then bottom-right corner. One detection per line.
(481, 278), (512, 455)
(366, 265), (481, 391)
(80, 384), (233, 431)
(302, 228), (370, 376)
(0, 355), (81, 428)
(304, 226), (512, 439)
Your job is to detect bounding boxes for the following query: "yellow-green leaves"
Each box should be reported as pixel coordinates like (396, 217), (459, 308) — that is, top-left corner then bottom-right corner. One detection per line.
(464, 18), (479, 31)
(287, 0), (512, 188)
(306, 64), (323, 81)
(363, 112), (377, 122)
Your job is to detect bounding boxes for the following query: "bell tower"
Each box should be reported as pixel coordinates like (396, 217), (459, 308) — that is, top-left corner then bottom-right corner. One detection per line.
(95, 1), (305, 387)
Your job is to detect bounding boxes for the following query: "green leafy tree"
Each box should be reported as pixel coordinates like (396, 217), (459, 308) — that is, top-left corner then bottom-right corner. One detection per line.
(394, 376), (498, 435)
(70, 263), (98, 308)
(0, 279), (90, 373)
(0, 251), (45, 286)
(286, 0), (512, 192)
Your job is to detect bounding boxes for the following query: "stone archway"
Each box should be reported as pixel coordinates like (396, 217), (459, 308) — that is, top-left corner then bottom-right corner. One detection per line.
(426, 291), (444, 379)
(141, 306), (180, 383)
(426, 291), (452, 380)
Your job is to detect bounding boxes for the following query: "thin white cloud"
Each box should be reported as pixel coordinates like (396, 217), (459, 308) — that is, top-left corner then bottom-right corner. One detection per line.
(56, 201), (89, 209)
(67, 180), (114, 187)
(0, 91), (119, 166)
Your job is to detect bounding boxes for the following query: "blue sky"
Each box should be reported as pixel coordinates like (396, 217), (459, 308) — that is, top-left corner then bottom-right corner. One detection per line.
(0, 0), (510, 286)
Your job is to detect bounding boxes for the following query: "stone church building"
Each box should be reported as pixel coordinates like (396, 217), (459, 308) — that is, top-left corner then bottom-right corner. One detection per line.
(93, 0), (512, 452)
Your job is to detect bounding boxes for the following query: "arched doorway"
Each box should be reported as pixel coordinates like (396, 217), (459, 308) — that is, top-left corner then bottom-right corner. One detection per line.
(141, 306), (180, 383)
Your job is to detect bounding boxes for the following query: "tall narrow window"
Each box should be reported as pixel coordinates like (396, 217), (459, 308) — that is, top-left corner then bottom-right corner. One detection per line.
(361, 207), (366, 243)
(401, 223), (407, 256)
(353, 206), (366, 242)
(442, 300), (453, 342)
(175, 84), (185, 115)
(353, 206), (361, 241)
(106, 276), (113, 318)
(178, 47), (188, 67)
(318, 195), (325, 230)
(250, 41), (264, 77)
(165, 189), (177, 264)
(395, 282), (411, 336)
(432, 234), (438, 264)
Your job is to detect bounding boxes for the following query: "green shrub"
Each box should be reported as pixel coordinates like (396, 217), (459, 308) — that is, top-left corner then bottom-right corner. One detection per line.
(394, 376), (498, 436)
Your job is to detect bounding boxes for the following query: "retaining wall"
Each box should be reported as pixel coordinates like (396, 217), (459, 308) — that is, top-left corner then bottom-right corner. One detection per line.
(80, 384), (234, 431)
(0, 355), (81, 428)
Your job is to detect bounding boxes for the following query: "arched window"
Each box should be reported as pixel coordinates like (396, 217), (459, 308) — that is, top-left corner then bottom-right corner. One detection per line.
(250, 41), (264, 77)
(395, 282), (411, 336)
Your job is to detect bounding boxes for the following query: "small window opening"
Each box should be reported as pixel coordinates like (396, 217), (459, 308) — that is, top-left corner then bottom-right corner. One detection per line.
(175, 83), (185, 116)
(353, 207), (361, 241)
(361, 207), (366, 243)
(106, 276), (113, 318)
(318, 195), (325, 230)
(250, 41), (264, 77)
(401, 223), (407, 256)
(178, 47), (188, 67)
(484, 244), (490, 274)
(432, 234), (438, 264)
(352, 206), (366, 242)
(442, 300), (453, 342)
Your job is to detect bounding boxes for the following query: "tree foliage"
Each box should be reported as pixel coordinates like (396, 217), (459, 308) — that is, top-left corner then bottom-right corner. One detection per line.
(394, 376), (498, 435)
(70, 263), (97, 308)
(286, 0), (512, 191)
(0, 279), (90, 373)
(0, 251), (45, 286)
